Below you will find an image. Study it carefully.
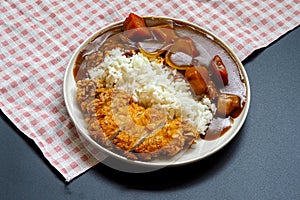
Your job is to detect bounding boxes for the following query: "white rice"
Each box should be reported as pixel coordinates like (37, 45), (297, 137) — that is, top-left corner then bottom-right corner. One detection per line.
(88, 48), (213, 134)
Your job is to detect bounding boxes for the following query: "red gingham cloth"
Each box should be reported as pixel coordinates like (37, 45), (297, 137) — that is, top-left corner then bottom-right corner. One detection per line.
(1, 0), (299, 181)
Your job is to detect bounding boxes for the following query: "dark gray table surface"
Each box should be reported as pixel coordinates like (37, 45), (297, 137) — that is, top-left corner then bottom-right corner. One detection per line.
(1, 26), (299, 200)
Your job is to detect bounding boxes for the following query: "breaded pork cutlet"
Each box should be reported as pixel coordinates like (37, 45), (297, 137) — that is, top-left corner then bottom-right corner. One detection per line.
(76, 79), (198, 161)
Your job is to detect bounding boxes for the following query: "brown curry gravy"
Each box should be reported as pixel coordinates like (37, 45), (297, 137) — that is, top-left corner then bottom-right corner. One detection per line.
(73, 17), (247, 141)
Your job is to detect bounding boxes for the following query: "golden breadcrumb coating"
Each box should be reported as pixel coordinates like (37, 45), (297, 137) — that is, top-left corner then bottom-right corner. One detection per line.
(76, 79), (198, 161)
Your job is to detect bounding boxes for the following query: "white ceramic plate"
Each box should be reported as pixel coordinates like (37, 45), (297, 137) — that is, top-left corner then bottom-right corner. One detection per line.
(63, 16), (250, 171)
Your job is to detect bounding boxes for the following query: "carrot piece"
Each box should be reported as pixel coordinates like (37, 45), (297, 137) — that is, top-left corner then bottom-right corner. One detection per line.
(123, 13), (152, 41)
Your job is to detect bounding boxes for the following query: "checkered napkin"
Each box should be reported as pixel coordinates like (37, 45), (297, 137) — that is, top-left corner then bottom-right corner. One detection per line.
(1, 0), (299, 181)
